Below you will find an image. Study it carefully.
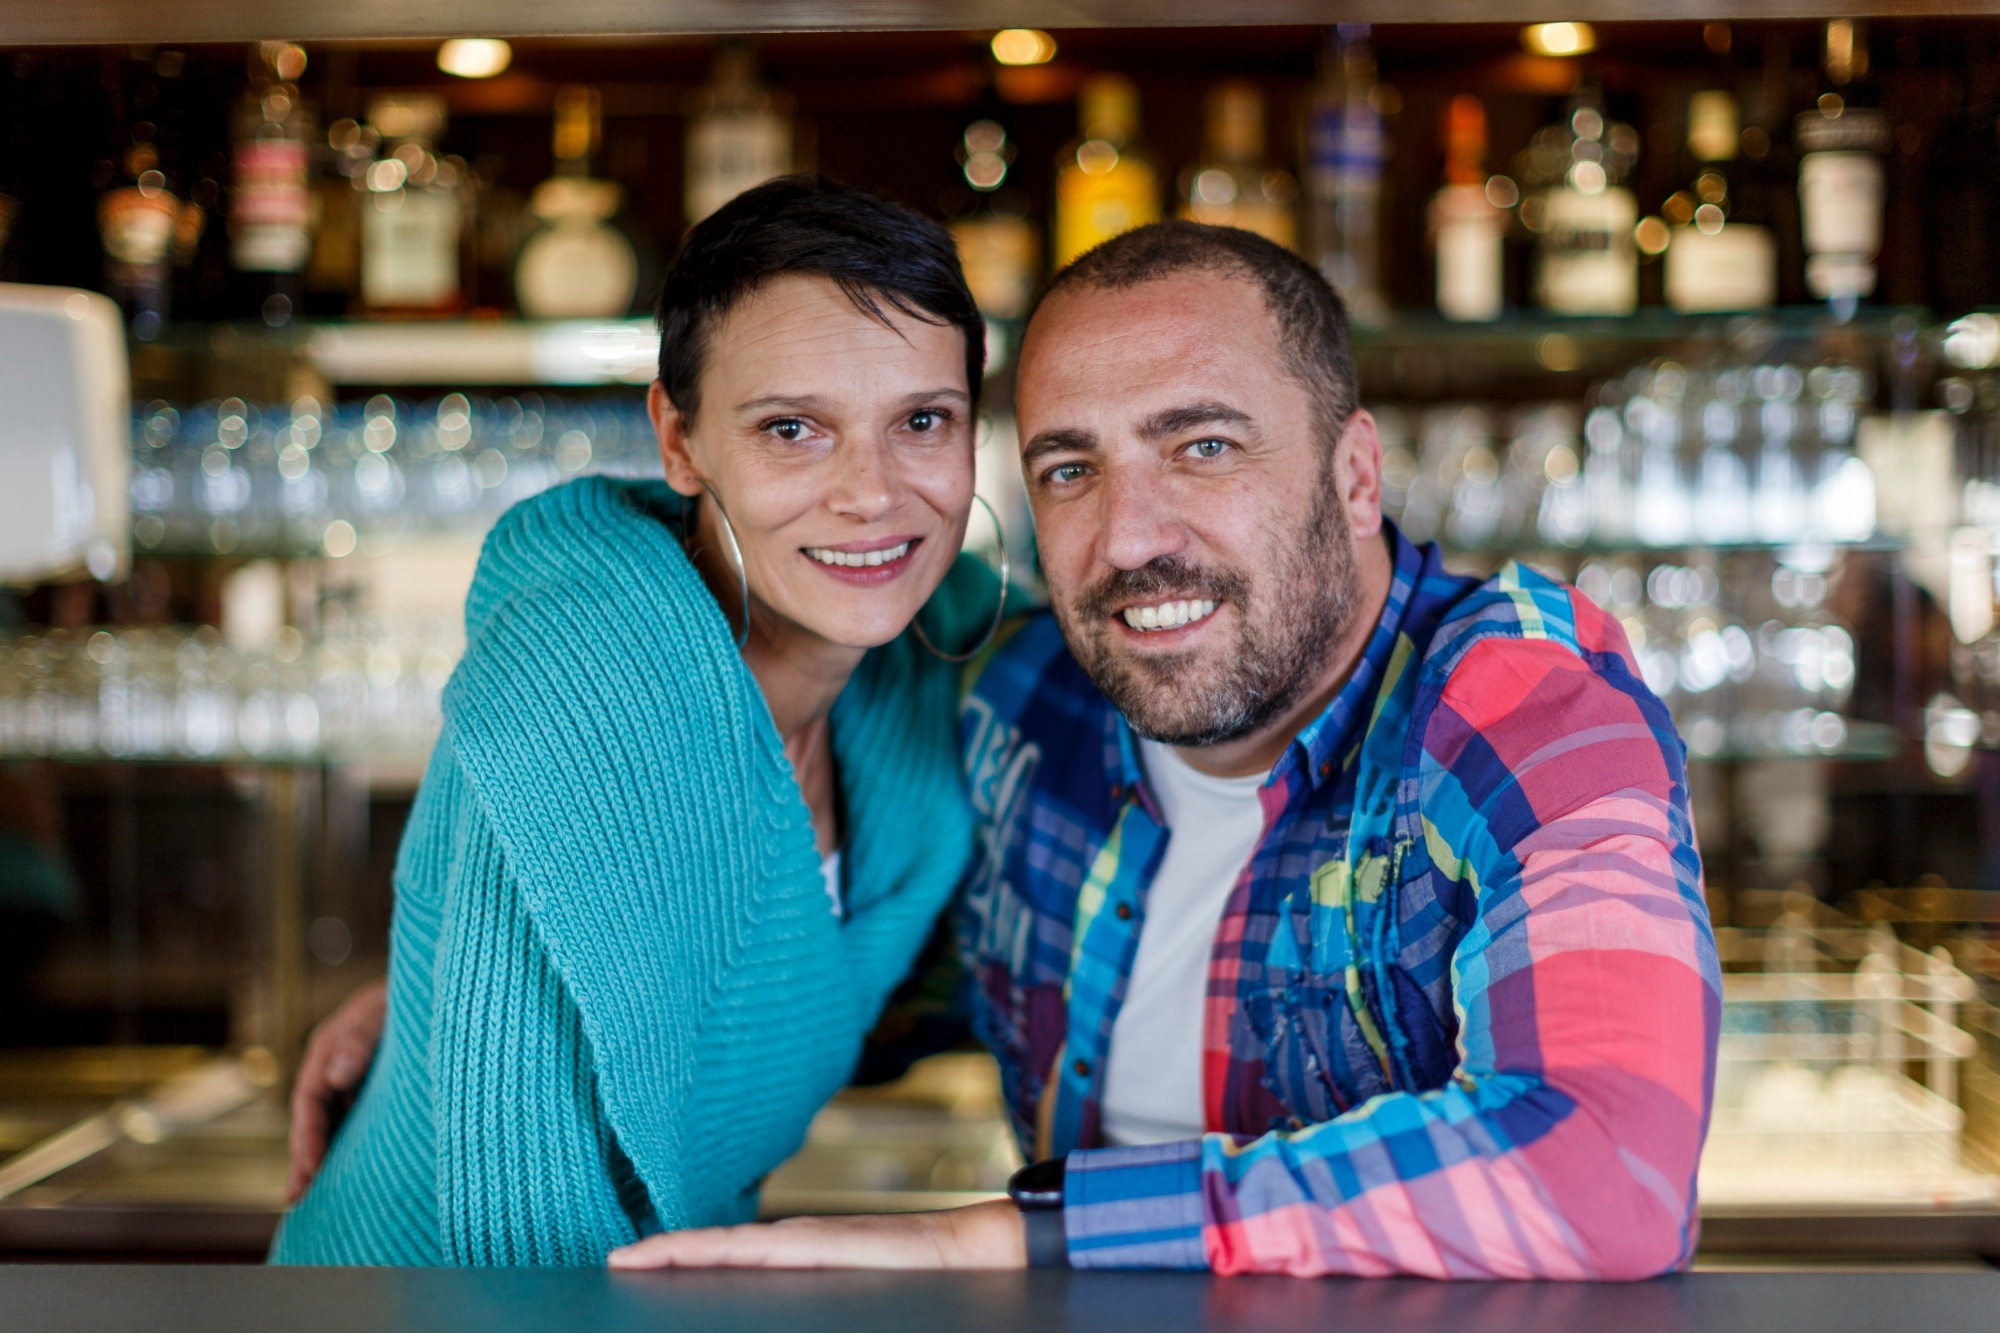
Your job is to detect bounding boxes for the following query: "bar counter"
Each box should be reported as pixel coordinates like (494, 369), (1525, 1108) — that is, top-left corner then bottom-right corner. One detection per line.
(3, 1266), (1997, 1333)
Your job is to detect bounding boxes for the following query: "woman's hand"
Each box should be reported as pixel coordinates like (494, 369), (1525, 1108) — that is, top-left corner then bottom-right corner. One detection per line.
(607, 1199), (1026, 1271)
(285, 977), (388, 1203)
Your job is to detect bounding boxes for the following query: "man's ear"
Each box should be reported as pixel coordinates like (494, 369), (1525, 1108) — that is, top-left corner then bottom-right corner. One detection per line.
(649, 380), (703, 498)
(1335, 408), (1384, 540)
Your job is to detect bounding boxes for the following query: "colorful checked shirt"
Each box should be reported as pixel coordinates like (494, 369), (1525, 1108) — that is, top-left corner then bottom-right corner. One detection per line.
(956, 525), (1719, 1278)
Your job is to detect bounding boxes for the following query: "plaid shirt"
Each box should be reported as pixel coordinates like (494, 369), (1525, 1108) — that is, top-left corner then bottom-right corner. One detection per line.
(957, 526), (1718, 1277)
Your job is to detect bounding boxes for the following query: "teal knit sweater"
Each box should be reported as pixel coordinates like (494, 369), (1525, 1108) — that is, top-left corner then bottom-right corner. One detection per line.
(270, 476), (983, 1265)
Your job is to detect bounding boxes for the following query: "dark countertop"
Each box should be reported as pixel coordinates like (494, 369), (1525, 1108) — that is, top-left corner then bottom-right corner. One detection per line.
(2, 1266), (1998, 1333)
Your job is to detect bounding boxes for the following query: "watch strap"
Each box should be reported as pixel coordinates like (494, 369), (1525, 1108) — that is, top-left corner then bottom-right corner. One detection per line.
(1021, 1203), (1071, 1269)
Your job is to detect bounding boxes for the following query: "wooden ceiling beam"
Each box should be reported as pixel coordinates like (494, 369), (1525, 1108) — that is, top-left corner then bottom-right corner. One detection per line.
(0, 1), (1982, 47)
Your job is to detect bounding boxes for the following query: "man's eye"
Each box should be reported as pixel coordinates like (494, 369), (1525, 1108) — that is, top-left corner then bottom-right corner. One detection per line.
(1187, 438), (1229, 459)
(1046, 463), (1089, 485)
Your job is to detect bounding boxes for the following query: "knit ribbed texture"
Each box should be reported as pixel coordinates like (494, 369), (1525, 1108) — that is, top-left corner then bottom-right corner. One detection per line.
(271, 477), (984, 1266)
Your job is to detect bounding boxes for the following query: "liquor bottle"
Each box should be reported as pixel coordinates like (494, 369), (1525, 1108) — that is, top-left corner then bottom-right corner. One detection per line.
(1179, 82), (1297, 249)
(1530, 92), (1641, 316)
(1663, 90), (1777, 312)
(1795, 21), (1889, 319)
(231, 43), (315, 327)
(515, 87), (640, 319)
(683, 42), (793, 228)
(308, 117), (379, 314)
(1428, 95), (1508, 322)
(948, 119), (1039, 322)
(359, 95), (466, 313)
(1303, 26), (1388, 326)
(99, 137), (181, 341)
(1053, 75), (1161, 270)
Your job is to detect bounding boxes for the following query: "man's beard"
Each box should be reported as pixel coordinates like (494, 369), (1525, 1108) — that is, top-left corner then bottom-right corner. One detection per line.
(1054, 456), (1361, 749)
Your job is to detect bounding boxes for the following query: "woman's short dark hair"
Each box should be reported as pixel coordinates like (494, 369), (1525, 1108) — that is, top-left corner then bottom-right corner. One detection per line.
(655, 175), (985, 422)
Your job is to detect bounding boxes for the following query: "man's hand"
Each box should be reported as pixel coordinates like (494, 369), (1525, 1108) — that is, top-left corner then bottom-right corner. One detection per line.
(607, 1199), (1026, 1271)
(285, 977), (388, 1204)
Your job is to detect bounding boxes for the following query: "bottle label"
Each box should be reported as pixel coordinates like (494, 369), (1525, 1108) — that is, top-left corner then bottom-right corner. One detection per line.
(1055, 158), (1160, 269)
(99, 188), (179, 266)
(1307, 101), (1383, 189)
(685, 113), (792, 226)
(951, 215), (1038, 320)
(1433, 185), (1502, 321)
(1537, 187), (1637, 315)
(361, 188), (461, 308)
(516, 222), (639, 320)
(233, 139), (310, 273)
(1798, 151), (1883, 257)
(1666, 223), (1776, 312)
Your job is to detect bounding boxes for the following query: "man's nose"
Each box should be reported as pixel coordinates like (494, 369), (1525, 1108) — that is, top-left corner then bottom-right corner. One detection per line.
(1096, 462), (1187, 572)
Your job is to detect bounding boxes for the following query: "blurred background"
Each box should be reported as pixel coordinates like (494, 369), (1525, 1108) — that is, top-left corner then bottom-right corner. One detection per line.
(6, 13), (2000, 1268)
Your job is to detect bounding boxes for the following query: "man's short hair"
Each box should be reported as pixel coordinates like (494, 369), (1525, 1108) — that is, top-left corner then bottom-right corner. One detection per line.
(656, 175), (985, 423)
(1038, 221), (1357, 440)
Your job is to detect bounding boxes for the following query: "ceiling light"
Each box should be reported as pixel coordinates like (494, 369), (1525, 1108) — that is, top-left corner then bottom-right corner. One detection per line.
(1521, 22), (1596, 57)
(437, 38), (513, 79)
(991, 29), (1057, 66)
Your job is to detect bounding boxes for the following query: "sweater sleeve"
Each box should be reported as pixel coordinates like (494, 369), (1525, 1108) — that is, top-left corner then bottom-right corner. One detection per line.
(430, 764), (638, 1266)
(1059, 634), (1720, 1279)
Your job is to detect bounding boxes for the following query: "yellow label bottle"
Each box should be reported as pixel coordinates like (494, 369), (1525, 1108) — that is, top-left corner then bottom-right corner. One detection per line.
(1054, 75), (1160, 269)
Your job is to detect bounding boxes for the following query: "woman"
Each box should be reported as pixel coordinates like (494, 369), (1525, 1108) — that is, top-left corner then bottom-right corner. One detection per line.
(271, 176), (1003, 1265)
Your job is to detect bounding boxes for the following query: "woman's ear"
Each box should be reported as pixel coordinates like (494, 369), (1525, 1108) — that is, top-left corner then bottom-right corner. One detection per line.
(650, 380), (703, 497)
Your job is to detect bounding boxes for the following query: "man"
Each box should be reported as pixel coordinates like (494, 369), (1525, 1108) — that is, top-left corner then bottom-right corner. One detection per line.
(300, 221), (1719, 1278)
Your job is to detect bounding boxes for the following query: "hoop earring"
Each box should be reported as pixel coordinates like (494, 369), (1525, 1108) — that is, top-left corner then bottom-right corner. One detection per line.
(912, 492), (1010, 664)
(695, 481), (752, 650)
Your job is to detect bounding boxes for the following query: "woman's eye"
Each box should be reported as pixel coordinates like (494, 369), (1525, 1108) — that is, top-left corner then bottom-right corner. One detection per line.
(1187, 438), (1229, 460)
(908, 410), (942, 433)
(767, 418), (807, 442)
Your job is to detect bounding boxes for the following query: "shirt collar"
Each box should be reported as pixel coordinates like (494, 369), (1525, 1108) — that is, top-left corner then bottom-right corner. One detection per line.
(1283, 521), (1425, 793)
(1111, 522), (1426, 806)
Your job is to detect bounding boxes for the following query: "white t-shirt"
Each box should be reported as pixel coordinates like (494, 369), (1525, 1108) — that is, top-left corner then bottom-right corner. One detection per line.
(1098, 738), (1270, 1147)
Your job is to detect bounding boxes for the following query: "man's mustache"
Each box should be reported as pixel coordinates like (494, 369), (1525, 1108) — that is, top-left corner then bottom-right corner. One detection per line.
(1072, 556), (1250, 623)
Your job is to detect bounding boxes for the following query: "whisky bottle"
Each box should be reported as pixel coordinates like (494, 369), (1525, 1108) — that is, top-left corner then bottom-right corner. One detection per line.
(1530, 92), (1641, 316)
(99, 139), (180, 341)
(359, 95), (466, 313)
(1303, 25), (1389, 326)
(683, 42), (793, 228)
(1428, 94), (1508, 321)
(1664, 90), (1777, 312)
(1795, 21), (1888, 318)
(1053, 75), (1161, 270)
(515, 87), (640, 319)
(1179, 81), (1297, 249)
(948, 119), (1039, 321)
(231, 42), (315, 326)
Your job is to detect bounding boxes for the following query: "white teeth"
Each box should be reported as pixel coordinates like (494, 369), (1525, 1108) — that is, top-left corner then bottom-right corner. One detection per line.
(806, 542), (910, 569)
(1120, 599), (1218, 632)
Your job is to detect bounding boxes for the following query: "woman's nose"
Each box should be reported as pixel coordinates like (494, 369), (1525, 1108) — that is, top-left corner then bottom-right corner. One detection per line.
(825, 438), (899, 521)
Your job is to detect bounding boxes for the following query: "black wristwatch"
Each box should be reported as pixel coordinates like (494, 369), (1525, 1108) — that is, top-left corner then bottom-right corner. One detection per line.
(1007, 1158), (1069, 1269)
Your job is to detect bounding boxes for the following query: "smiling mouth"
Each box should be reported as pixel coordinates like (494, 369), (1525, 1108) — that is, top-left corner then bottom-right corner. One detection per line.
(805, 541), (913, 569)
(1119, 598), (1219, 632)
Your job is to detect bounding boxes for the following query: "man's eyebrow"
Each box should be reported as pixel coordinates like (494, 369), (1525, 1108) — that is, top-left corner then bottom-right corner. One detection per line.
(1138, 402), (1254, 440)
(1021, 428), (1097, 467)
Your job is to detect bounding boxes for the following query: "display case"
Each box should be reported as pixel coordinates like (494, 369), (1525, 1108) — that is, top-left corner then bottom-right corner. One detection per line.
(6, 11), (2000, 1264)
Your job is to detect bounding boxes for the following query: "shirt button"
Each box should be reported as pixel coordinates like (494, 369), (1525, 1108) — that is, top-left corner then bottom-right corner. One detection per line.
(1318, 760), (1332, 778)
(1073, 1058), (1091, 1078)
(1115, 903), (1132, 921)
(1109, 783), (1123, 801)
